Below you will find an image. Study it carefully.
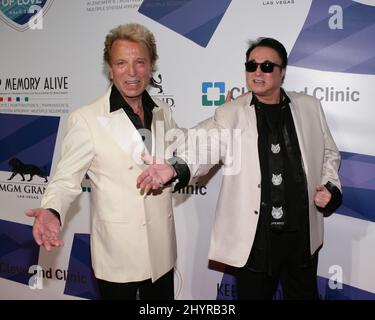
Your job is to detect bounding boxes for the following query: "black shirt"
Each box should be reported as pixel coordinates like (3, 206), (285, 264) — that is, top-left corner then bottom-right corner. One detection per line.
(110, 85), (157, 153)
(247, 90), (311, 273)
(109, 84), (156, 131)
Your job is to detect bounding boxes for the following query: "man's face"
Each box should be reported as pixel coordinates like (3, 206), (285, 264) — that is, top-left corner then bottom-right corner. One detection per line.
(246, 46), (286, 103)
(108, 39), (152, 103)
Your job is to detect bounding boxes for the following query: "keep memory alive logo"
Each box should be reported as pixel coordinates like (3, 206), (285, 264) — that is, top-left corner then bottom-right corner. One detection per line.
(289, 0), (375, 75)
(0, 0), (54, 31)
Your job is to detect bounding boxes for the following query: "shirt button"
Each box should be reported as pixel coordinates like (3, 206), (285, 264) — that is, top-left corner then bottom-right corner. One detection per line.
(254, 210), (258, 215)
(257, 184), (261, 188)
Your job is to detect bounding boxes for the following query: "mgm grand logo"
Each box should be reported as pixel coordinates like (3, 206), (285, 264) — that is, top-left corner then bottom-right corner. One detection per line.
(0, 157), (48, 198)
(7, 158), (48, 183)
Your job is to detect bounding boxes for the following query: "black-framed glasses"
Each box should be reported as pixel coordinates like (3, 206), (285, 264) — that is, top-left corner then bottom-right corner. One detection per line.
(245, 60), (283, 73)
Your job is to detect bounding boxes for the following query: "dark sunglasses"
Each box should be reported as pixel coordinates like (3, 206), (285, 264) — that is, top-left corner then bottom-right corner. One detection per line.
(245, 60), (283, 73)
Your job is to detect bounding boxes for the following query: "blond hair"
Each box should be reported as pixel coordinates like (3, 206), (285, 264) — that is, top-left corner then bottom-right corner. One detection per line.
(103, 23), (158, 71)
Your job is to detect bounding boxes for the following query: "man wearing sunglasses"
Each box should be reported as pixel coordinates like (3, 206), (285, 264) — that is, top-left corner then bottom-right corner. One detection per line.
(137, 37), (342, 300)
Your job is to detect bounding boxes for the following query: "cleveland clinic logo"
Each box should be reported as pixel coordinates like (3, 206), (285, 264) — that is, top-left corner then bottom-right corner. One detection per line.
(0, 0), (54, 31)
(202, 82), (226, 106)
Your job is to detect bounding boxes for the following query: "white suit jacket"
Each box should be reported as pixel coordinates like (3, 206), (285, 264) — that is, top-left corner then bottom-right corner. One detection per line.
(180, 91), (341, 268)
(42, 87), (178, 282)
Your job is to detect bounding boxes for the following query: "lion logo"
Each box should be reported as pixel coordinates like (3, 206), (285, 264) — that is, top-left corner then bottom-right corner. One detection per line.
(150, 74), (164, 94)
(8, 158), (48, 183)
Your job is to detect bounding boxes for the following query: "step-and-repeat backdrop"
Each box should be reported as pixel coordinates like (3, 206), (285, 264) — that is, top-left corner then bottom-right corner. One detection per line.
(0, 0), (374, 299)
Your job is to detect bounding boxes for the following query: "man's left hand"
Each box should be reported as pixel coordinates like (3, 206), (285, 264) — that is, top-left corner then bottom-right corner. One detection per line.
(137, 153), (176, 193)
(314, 185), (332, 208)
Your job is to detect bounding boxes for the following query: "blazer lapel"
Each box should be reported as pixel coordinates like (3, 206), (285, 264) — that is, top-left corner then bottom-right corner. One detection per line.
(150, 106), (165, 158)
(96, 97), (145, 166)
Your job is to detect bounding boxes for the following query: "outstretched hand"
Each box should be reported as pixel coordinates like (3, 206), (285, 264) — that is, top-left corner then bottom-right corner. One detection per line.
(225, 89), (249, 103)
(137, 153), (176, 193)
(314, 185), (332, 208)
(25, 208), (63, 251)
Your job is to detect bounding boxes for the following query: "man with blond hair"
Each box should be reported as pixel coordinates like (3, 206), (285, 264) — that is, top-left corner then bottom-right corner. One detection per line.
(25, 23), (178, 300)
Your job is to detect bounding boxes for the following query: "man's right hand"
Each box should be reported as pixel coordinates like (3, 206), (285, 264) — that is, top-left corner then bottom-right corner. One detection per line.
(25, 208), (63, 251)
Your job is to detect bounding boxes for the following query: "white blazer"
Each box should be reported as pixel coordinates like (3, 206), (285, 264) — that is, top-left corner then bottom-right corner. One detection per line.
(180, 91), (341, 268)
(42, 87), (178, 282)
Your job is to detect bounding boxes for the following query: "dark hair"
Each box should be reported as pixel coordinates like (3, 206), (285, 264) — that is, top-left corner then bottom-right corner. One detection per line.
(245, 37), (288, 68)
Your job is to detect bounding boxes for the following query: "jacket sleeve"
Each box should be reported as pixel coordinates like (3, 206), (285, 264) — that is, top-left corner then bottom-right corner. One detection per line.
(176, 108), (233, 182)
(41, 110), (95, 227)
(317, 101), (343, 216)
(318, 101), (342, 190)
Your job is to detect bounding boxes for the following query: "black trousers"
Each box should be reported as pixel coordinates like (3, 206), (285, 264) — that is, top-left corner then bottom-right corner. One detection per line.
(96, 268), (174, 300)
(234, 232), (319, 300)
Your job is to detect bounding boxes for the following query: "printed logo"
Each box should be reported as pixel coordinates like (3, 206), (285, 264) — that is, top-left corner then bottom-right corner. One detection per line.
(271, 143), (280, 154)
(262, 0), (297, 6)
(272, 173), (282, 186)
(202, 82), (225, 106)
(149, 73), (175, 108)
(217, 272), (237, 300)
(86, 0), (142, 13)
(0, 0), (54, 31)
(7, 158), (48, 182)
(271, 206), (284, 219)
(138, 0), (232, 47)
(173, 182), (207, 195)
(289, 0), (375, 74)
(0, 75), (70, 115)
(150, 74), (164, 94)
(0, 114), (59, 200)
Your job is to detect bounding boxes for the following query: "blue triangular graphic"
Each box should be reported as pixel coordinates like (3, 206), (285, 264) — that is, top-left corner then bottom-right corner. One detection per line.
(0, 114), (59, 176)
(64, 234), (100, 300)
(139, 0), (232, 47)
(0, 219), (40, 285)
(337, 151), (375, 222)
